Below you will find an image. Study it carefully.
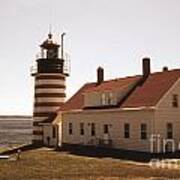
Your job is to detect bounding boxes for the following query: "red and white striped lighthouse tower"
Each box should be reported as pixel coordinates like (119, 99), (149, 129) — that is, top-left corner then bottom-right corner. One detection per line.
(31, 32), (69, 145)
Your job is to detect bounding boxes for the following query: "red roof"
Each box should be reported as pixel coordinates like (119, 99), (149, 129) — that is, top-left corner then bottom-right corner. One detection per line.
(59, 83), (96, 111)
(85, 76), (140, 92)
(122, 69), (180, 108)
(58, 69), (180, 111)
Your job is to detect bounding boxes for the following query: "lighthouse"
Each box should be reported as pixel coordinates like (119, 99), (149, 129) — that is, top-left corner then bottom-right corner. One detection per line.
(31, 32), (69, 146)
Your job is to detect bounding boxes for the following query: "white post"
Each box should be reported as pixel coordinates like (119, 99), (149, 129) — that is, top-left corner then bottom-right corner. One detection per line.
(150, 134), (155, 153)
(172, 140), (175, 153)
(163, 139), (166, 153)
(58, 121), (62, 147)
(150, 134), (161, 153)
(157, 134), (161, 153)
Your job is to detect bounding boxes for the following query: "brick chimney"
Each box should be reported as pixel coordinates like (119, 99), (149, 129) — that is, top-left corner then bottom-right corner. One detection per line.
(97, 67), (104, 85)
(142, 57), (151, 79)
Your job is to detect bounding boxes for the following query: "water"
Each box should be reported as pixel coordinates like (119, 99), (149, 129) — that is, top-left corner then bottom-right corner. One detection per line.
(0, 116), (33, 145)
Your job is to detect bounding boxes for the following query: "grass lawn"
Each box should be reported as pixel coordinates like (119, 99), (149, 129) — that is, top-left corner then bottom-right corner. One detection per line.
(0, 147), (180, 180)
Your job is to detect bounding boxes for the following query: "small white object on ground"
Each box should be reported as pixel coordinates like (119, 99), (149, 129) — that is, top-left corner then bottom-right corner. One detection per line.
(0, 155), (10, 159)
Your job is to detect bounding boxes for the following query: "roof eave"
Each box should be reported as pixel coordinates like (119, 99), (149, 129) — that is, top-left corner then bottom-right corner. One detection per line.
(120, 106), (156, 111)
(60, 106), (156, 114)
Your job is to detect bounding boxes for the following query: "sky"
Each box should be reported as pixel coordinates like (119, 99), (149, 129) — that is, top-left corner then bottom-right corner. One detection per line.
(1, 0), (180, 115)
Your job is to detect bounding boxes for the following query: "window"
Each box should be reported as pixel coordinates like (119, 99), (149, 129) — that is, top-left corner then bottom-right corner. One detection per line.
(91, 123), (95, 136)
(69, 123), (73, 135)
(124, 123), (130, 138)
(167, 123), (173, 139)
(141, 123), (147, 140)
(101, 92), (114, 106)
(107, 92), (114, 105)
(103, 124), (109, 134)
(52, 126), (56, 138)
(101, 93), (106, 105)
(172, 94), (178, 107)
(80, 123), (84, 135)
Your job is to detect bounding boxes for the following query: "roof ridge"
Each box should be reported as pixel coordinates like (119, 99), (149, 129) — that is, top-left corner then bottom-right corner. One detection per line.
(85, 75), (142, 85)
(82, 68), (180, 86)
(149, 68), (180, 75)
(91, 68), (180, 84)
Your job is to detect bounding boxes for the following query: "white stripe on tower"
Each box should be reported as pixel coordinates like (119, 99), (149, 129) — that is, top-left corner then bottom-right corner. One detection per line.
(35, 79), (65, 86)
(35, 97), (65, 103)
(35, 88), (65, 93)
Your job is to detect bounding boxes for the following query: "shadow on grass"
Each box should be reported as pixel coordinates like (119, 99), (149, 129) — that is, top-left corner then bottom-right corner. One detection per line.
(56, 144), (180, 163)
(1, 143), (179, 163)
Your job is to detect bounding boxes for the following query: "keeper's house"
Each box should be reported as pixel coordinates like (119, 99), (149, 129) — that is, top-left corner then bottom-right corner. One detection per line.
(56, 58), (180, 153)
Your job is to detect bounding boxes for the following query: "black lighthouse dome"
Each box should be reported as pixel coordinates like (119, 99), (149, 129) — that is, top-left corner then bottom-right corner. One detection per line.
(37, 33), (64, 74)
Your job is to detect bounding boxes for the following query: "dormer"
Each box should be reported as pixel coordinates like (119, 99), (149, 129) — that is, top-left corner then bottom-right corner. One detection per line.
(84, 90), (117, 108)
(83, 67), (141, 108)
